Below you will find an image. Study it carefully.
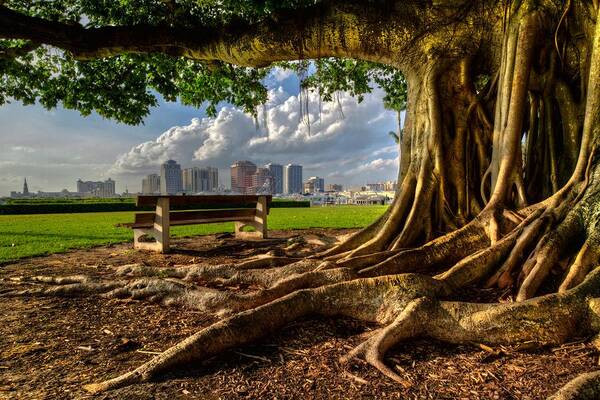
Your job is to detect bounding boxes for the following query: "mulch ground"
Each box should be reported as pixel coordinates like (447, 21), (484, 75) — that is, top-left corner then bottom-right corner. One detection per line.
(1, 229), (598, 400)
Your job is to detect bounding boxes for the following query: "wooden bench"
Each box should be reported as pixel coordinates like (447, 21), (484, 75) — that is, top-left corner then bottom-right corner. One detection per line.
(130, 195), (271, 253)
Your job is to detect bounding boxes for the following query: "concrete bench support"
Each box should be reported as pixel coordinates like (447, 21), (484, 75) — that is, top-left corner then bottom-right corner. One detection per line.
(130, 195), (271, 253)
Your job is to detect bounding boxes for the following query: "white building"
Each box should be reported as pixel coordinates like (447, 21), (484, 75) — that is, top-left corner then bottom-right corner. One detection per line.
(284, 164), (303, 194)
(76, 178), (116, 197)
(304, 176), (325, 193)
(182, 167), (219, 193)
(142, 174), (161, 194)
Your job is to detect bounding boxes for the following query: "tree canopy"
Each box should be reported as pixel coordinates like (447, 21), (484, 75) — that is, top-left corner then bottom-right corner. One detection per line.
(0, 0), (409, 124)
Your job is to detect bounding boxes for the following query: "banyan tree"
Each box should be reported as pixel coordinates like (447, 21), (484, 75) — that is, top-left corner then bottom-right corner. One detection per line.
(3, 0), (600, 398)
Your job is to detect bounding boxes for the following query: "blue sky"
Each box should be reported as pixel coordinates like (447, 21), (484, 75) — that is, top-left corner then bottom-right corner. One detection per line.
(0, 70), (400, 196)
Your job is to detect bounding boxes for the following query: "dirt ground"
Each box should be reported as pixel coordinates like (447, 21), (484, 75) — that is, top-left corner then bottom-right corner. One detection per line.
(1, 229), (599, 400)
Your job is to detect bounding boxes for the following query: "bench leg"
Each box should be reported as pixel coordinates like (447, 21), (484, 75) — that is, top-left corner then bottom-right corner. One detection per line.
(234, 196), (268, 239)
(255, 196), (268, 239)
(133, 228), (164, 252)
(234, 221), (263, 239)
(154, 197), (170, 253)
(132, 198), (170, 253)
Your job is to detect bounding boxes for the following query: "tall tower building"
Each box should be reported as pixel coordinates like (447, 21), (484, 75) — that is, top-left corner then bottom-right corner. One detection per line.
(251, 168), (272, 194)
(142, 174), (160, 194)
(182, 167), (197, 193)
(284, 164), (303, 194)
(100, 178), (116, 197)
(207, 167), (219, 192)
(230, 161), (257, 194)
(160, 160), (183, 194)
(304, 176), (325, 193)
(265, 163), (283, 194)
(76, 178), (116, 197)
(23, 178), (29, 196)
(182, 166), (219, 193)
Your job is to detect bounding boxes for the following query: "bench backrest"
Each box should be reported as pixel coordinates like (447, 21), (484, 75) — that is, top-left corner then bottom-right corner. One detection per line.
(134, 208), (257, 226)
(136, 195), (272, 210)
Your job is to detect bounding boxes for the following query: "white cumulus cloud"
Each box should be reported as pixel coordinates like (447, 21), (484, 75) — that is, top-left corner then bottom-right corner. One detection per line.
(111, 85), (400, 187)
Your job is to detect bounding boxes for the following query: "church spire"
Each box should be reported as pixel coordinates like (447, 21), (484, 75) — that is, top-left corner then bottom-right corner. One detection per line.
(23, 178), (29, 195)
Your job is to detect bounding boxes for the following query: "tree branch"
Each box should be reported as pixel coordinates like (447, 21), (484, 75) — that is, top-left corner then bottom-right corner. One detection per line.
(0, 3), (388, 66)
(0, 1), (495, 69)
(0, 41), (40, 60)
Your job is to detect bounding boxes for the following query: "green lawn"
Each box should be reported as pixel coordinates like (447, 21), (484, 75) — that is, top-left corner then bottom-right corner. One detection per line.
(0, 205), (387, 263)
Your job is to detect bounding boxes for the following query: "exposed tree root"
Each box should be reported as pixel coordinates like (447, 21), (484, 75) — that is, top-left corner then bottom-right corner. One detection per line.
(550, 370), (600, 400)
(560, 240), (600, 292)
(83, 267), (600, 394)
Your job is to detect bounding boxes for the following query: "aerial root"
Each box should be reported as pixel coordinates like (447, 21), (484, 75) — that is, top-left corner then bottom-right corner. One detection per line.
(317, 208), (392, 258)
(323, 250), (353, 262)
(560, 240), (600, 292)
(116, 258), (321, 288)
(2, 273), (229, 312)
(82, 273), (453, 393)
(215, 258), (322, 287)
(549, 370), (600, 400)
(28, 275), (91, 284)
(116, 256), (301, 281)
(432, 206), (546, 289)
(516, 207), (583, 301)
(83, 287), (321, 393)
(335, 250), (399, 270)
(82, 268), (600, 393)
(340, 298), (428, 387)
(484, 207), (546, 288)
(359, 217), (489, 278)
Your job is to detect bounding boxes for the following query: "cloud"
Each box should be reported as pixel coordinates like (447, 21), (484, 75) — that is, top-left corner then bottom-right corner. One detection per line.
(11, 146), (36, 153)
(111, 86), (400, 186)
(329, 158), (399, 178)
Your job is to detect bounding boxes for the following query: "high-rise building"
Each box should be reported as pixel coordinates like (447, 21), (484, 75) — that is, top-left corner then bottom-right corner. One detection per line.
(284, 164), (303, 194)
(303, 176), (325, 194)
(251, 167), (272, 194)
(206, 167), (219, 192)
(231, 161), (257, 194)
(182, 166), (219, 193)
(326, 183), (343, 192)
(265, 163), (283, 194)
(366, 183), (386, 192)
(384, 180), (398, 191)
(182, 168), (197, 193)
(101, 178), (116, 197)
(141, 174), (161, 194)
(77, 179), (97, 194)
(76, 178), (116, 197)
(160, 160), (183, 194)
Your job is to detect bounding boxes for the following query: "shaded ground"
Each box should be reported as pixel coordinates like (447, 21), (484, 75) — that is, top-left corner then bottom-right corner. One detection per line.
(1, 229), (598, 399)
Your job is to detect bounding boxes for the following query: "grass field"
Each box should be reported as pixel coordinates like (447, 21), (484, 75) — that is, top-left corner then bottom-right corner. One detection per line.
(0, 205), (387, 264)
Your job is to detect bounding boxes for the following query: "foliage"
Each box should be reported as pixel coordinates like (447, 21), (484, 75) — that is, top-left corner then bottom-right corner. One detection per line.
(0, 205), (387, 263)
(0, 1), (407, 124)
(0, 47), (269, 124)
(291, 59), (408, 111)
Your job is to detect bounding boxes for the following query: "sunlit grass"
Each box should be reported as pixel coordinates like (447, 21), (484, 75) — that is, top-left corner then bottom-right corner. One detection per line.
(0, 205), (387, 263)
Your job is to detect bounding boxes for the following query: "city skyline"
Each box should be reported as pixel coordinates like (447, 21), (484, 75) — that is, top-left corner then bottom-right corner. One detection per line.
(7, 172), (398, 199)
(3, 157), (398, 196)
(0, 70), (400, 197)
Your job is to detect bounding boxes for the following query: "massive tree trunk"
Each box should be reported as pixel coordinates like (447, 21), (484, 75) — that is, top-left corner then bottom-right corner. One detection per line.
(4, 0), (600, 398)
